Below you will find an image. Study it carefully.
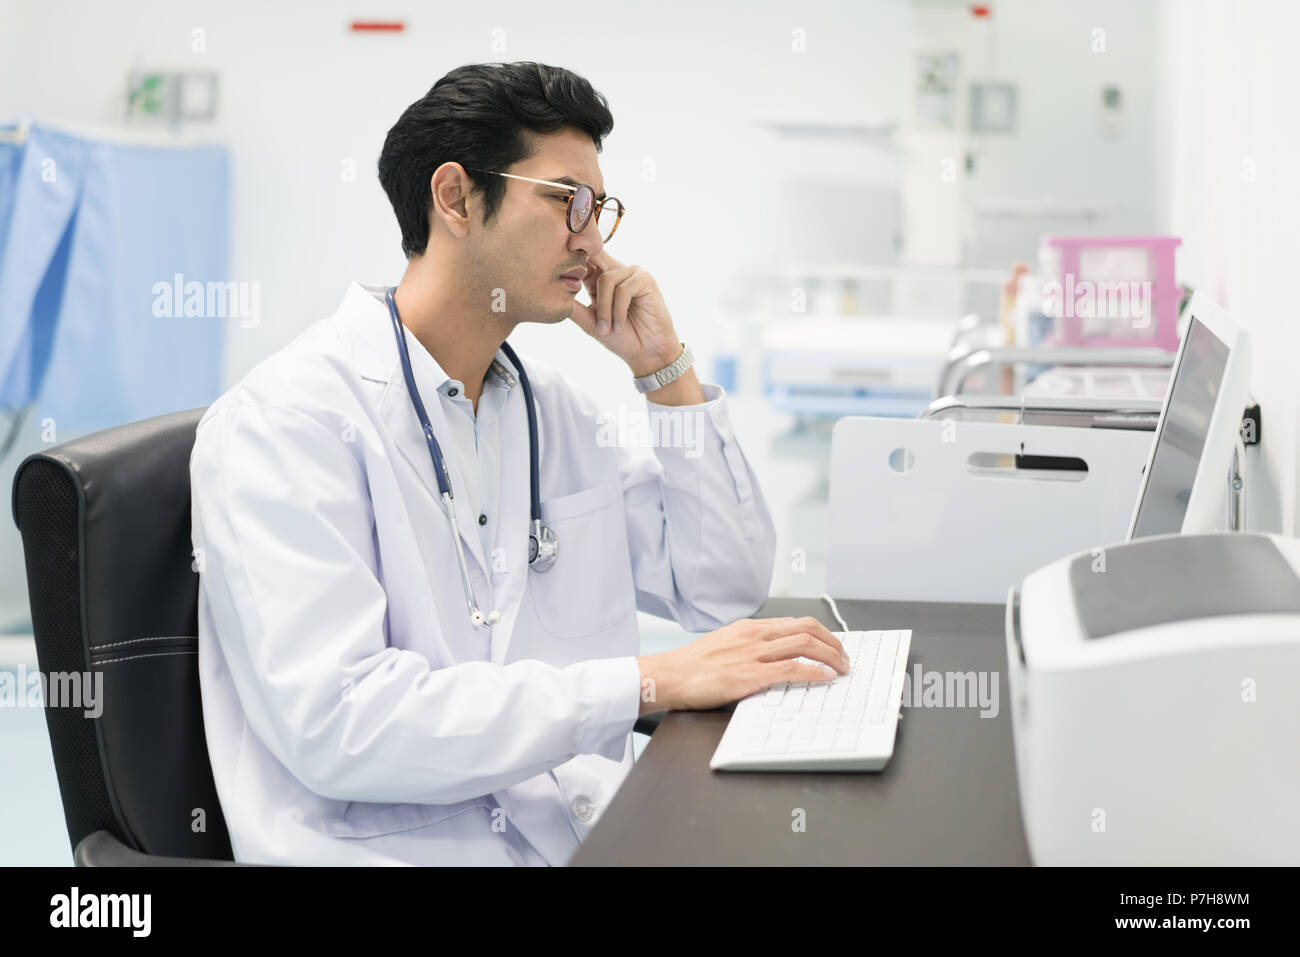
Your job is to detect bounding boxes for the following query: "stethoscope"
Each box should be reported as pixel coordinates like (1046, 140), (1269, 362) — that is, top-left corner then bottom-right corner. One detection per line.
(385, 286), (557, 629)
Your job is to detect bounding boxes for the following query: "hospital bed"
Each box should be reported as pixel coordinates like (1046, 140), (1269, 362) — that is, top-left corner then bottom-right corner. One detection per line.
(922, 314), (1251, 536)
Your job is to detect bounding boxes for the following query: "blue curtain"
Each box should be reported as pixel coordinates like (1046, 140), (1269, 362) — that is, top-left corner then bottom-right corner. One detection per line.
(0, 122), (229, 434)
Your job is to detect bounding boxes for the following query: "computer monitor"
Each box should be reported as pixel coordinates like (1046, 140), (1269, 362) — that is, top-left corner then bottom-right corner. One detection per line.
(1127, 292), (1251, 540)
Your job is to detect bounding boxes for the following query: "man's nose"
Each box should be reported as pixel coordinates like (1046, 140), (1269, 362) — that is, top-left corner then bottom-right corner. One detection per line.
(569, 218), (604, 257)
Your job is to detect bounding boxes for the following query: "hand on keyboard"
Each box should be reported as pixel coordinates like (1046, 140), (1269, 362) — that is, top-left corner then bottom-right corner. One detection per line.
(710, 629), (913, 771)
(635, 616), (850, 715)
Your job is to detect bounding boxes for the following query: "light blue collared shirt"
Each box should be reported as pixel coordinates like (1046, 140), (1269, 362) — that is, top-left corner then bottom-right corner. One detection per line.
(367, 286), (517, 558)
(436, 357), (516, 559)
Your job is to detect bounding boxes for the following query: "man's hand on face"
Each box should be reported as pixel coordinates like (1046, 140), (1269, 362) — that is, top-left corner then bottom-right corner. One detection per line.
(567, 249), (684, 377)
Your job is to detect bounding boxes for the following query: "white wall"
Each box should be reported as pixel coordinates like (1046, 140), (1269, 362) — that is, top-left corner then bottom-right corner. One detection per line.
(0, 0), (911, 408)
(1155, 0), (1300, 534)
(0, 0), (918, 623)
(0, 0), (1165, 428)
(960, 0), (1161, 264)
(0, 0), (1184, 615)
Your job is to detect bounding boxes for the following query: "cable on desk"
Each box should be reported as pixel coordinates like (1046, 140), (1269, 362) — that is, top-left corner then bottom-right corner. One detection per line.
(819, 593), (849, 633)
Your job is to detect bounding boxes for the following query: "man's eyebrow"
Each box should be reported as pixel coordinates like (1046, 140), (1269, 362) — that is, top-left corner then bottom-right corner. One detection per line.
(548, 175), (606, 201)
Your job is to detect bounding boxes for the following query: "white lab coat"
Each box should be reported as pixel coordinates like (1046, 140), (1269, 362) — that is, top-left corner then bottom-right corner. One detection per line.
(190, 280), (776, 866)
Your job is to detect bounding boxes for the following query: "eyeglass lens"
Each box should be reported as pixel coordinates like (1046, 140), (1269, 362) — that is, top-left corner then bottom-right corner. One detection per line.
(568, 185), (621, 242)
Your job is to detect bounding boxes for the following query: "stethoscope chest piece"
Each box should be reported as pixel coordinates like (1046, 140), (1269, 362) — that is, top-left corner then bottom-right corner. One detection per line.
(529, 521), (558, 572)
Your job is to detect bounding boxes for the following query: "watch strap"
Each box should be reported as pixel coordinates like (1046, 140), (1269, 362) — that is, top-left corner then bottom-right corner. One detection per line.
(633, 342), (694, 394)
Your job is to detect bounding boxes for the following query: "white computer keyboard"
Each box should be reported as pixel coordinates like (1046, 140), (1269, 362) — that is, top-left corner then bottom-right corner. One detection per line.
(709, 629), (912, 772)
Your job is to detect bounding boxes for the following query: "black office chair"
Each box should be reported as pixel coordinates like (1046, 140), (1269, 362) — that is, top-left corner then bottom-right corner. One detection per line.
(12, 406), (664, 866)
(11, 407), (243, 865)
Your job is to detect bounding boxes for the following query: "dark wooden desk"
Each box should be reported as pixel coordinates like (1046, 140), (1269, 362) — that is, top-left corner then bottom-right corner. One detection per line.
(572, 597), (1032, 865)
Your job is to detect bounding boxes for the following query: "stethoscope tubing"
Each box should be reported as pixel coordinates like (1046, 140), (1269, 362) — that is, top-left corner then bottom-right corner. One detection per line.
(384, 285), (553, 627)
(385, 286), (542, 522)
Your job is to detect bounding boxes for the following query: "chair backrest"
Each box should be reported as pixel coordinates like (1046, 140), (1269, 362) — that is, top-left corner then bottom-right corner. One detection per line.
(11, 406), (233, 860)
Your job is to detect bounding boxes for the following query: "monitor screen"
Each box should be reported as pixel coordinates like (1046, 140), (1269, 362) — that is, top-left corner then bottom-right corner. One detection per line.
(1130, 316), (1231, 539)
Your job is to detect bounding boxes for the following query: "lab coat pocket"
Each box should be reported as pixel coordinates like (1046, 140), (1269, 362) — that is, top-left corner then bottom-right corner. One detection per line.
(323, 797), (492, 840)
(528, 481), (636, 639)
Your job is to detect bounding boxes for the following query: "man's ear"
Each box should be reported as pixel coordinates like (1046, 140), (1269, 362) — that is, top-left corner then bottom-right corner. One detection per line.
(430, 164), (473, 239)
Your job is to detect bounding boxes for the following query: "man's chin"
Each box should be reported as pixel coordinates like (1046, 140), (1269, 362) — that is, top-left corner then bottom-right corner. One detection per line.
(509, 294), (577, 325)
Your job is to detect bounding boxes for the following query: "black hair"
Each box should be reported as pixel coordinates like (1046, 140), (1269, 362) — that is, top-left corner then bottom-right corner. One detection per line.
(377, 62), (615, 258)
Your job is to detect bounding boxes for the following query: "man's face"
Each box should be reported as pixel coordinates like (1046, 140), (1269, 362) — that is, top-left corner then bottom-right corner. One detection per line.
(468, 127), (607, 325)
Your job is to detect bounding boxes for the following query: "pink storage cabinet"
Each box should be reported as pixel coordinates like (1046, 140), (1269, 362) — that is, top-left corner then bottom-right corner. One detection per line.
(1039, 235), (1182, 352)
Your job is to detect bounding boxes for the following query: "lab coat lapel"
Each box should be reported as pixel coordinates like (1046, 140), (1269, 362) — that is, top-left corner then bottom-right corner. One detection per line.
(342, 282), (487, 577)
(384, 382), (488, 576)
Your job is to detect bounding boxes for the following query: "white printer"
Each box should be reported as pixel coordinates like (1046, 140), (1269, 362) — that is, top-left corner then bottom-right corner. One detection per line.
(1006, 532), (1300, 865)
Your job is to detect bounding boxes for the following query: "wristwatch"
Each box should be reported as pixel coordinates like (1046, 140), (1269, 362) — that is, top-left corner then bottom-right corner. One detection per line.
(633, 342), (694, 394)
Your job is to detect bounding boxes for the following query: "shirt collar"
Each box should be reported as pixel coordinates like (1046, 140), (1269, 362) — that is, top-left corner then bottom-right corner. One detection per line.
(348, 281), (519, 395)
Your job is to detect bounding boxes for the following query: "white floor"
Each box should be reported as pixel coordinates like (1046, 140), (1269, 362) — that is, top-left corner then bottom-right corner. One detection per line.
(1, 642), (72, 865)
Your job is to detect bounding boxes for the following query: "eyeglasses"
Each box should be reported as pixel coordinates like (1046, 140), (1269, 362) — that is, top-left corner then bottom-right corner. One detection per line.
(465, 167), (625, 243)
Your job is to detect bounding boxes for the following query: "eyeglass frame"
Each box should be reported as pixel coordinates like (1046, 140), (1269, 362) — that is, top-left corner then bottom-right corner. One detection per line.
(463, 166), (625, 242)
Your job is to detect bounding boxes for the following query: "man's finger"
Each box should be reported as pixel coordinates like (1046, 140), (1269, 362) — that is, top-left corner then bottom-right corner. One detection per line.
(590, 248), (623, 272)
(581, 261), (602, 300)
(609, 271), (643, 336)
(568, 297), (598, 337)
(768, 660), (839, 687)
(583, 249), (623, 301)
(756, 616), (846, 661)
(759, 634), (850, 674)
(595, 265), (636, 331)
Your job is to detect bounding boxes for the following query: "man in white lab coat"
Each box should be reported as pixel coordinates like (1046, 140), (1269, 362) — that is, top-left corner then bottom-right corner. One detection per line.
(190, 61), (849, 866)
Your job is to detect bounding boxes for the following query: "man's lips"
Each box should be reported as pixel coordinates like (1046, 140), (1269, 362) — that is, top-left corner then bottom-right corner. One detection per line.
(560, 267), (587, 293)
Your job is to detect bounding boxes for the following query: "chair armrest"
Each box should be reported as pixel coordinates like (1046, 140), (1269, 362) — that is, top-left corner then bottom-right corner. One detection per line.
(74, 830), (261, 867)
(633, 711), (666, 736)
